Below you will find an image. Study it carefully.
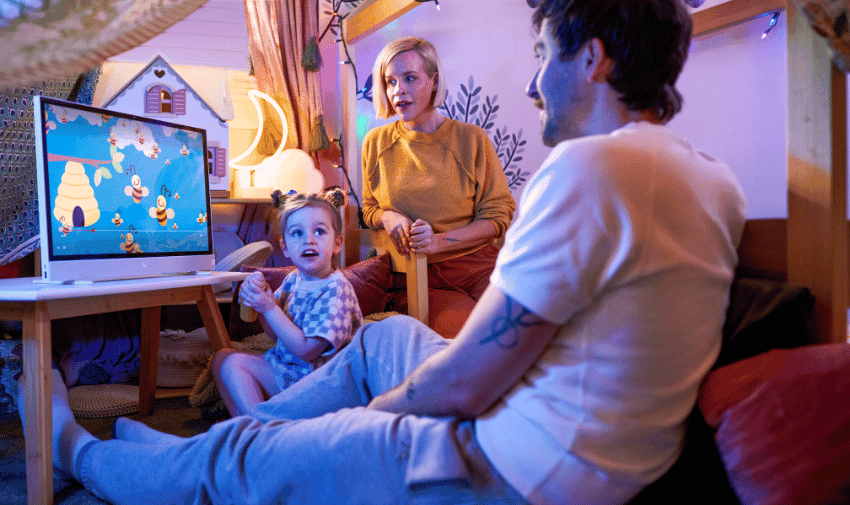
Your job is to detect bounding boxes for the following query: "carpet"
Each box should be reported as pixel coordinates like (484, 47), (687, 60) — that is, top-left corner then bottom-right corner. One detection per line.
(0, 396), (221, 504)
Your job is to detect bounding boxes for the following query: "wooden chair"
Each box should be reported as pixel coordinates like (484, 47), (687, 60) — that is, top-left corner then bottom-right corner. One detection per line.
(342, 205), (429, 325)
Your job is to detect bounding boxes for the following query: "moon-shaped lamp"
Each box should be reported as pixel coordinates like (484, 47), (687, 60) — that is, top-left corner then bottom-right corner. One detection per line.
(229, 90), (324, 198)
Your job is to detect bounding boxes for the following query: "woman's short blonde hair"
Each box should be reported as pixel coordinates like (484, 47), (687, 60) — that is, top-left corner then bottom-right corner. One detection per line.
(371, 37), (447, 120)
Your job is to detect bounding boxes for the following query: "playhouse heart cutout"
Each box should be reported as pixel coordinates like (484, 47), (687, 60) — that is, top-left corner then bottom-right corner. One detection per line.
(154, 70), (165, 78)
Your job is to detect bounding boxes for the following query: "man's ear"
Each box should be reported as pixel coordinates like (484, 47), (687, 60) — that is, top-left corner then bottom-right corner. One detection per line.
(584, 38), (614, 83)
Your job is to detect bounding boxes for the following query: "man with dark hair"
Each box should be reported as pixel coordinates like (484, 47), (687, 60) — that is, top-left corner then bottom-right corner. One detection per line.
(531, 0), (692, 123)
(20, 1), (745, 504)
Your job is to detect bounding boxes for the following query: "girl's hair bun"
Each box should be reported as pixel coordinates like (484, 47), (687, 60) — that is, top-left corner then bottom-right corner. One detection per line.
(321, 186), (346, 208)
(271, 189), (298, 210)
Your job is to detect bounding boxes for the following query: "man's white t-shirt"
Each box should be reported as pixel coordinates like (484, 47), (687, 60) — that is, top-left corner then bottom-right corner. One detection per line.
(476, 122), (746, 505)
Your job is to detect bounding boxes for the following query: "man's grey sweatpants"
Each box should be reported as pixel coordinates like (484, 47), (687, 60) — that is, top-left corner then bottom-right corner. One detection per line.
(78, 315), (527, 505)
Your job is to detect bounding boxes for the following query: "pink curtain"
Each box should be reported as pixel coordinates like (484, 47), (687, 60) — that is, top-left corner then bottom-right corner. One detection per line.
(243, 0), (322, 163)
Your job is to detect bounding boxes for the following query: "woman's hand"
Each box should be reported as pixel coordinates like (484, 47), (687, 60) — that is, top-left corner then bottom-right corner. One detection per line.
(409, 219), (439, 255)
(381, 210), (413, 256)
(239, 272), (278, 314)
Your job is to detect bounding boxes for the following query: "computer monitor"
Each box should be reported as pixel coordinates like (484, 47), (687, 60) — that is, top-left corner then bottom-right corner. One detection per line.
(33, 95), (215, 282)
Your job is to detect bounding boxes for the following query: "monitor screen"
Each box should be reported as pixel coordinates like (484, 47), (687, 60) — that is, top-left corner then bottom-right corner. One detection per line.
(34, 96), (215, 282)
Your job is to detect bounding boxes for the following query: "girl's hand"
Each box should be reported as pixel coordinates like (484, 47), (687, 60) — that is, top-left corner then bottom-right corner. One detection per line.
(239, 273), (277, 314)
(381, 210), (413, 256)
(242, 271), (267, 289)
(409, 219), (438, 255)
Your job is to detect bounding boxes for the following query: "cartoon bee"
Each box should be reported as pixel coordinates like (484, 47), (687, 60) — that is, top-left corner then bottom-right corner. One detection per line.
(120, 232), (141, 253)
(197, 213), (207, 224)
(108, 132), (117, 146)
(149, 142), (160, 160)
(58, 223), (72, 236)
(101, 114), (112, 123)
(165, 159), (171, 166)
(174, 192), (179, 200)
(133, 125), (145, 145)
(59, 110), (68, 124)
(180, 144), (189, 157)
(112, 213), (123, 226)
(124, 174), (149, 203)
(150, 194), (175, 226)
(173, 223), (178, 230)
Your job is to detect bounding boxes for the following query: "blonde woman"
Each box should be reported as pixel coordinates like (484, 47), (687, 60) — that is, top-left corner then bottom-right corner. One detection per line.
(361, 37), (516, 307)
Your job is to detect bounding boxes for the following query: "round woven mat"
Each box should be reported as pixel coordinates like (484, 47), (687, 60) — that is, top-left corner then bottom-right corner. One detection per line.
(68, 384), (139, 419)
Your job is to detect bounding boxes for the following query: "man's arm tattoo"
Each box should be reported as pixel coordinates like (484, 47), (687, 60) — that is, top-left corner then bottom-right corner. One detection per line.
(479, 298), (545, 349)
(406, 380), (415, 401)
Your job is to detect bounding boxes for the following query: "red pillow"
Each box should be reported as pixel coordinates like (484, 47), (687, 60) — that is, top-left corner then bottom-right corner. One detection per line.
(698, 344), (850, 505)
(229, 254), (393, 340)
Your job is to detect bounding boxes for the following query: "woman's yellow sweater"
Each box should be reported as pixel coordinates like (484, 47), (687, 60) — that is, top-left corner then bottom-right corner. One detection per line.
(361, 118), (516, 263)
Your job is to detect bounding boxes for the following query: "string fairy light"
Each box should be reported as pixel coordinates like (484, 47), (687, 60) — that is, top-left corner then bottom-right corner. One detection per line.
(762, 11), (780, 39)
(414, 0), (440, 10)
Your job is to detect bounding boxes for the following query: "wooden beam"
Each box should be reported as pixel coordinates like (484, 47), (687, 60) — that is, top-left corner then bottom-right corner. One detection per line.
(786, 0), (848, 343)
(342, 0), (420, 44)
(736, 219), (788, 281)
(693, 0), (786, 36)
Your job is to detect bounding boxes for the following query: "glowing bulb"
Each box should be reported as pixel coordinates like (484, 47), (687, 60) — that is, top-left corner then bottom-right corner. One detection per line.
(761, 11), (780, 39)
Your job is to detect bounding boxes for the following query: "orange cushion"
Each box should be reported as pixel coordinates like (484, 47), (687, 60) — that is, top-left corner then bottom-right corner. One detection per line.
(391, 287), (476, 339)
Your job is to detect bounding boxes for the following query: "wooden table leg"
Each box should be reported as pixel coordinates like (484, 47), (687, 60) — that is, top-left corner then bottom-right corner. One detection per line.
(139, 306), (162, 417)
(197, 285), (233, 352)
(22, 302), (54, 505)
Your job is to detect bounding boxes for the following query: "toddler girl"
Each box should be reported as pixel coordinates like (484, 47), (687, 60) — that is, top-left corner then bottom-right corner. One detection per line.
(211, 187), (363, 416)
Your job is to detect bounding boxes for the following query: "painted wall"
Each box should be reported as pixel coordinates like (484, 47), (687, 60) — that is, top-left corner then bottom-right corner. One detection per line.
(112, 0), (249, 70)
(670, 12), (789, 219)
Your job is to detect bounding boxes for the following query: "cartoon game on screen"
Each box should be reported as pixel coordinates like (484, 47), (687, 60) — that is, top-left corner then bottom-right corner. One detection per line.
(43, 102), (209, 257)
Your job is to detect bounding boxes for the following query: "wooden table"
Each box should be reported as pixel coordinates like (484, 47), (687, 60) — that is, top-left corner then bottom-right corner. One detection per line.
(0, 272), (248, 505)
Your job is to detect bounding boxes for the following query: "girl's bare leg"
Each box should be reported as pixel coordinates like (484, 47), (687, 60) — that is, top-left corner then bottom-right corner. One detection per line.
(211, 349), (280, 416)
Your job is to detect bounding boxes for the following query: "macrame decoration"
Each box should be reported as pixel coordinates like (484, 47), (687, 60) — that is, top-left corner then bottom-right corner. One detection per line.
(301, 36), (321, 71)
(0, 72), (99, 266)
(309, 115), (330, 152)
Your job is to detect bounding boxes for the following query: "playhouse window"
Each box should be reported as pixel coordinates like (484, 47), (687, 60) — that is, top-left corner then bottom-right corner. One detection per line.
(145, 85), (186, 115)
(207, 146), (227, 178)
(207, 148), (214, 174)
(160, 89), (172, 113)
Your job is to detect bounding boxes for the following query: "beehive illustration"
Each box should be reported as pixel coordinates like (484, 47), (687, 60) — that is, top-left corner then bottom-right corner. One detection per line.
(53, 161), (100, 227)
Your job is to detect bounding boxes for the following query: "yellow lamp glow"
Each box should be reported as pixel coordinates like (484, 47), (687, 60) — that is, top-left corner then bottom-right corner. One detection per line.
(229, 90), (324, 198)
